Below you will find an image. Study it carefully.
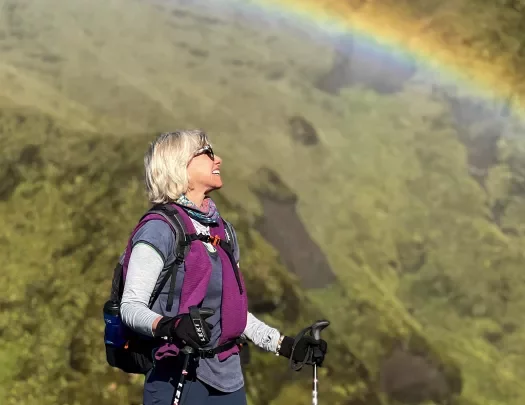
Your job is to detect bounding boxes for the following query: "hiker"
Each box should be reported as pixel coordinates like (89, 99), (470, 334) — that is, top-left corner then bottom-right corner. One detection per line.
(117, 130), (328, 405)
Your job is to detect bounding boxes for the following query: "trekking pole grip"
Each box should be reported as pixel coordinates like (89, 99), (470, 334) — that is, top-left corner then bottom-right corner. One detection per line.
(311, 320), (330, 340)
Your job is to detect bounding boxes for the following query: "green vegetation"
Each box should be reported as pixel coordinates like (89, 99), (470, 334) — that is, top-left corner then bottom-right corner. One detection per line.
(1, 1), (525, 405)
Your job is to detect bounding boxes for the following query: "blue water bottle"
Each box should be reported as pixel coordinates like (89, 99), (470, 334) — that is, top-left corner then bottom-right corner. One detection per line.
(103, 300), (126, 347)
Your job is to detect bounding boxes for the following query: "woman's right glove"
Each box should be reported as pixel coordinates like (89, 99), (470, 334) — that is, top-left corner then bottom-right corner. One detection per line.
(154, 306), (215, 350)
(278, 335), (328, 366)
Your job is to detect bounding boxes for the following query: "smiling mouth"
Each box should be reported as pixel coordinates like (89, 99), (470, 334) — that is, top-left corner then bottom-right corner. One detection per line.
(212, 170), (220, 175)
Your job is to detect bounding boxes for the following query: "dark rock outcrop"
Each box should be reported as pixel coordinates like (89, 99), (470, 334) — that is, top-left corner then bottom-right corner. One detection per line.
(379, 345), (463, 405)
(252, 168), (337, 289)
(288, 116), (320, 146)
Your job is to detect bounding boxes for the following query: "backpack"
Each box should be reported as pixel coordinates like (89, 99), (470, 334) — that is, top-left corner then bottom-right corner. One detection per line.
(103, 203), (240, 375)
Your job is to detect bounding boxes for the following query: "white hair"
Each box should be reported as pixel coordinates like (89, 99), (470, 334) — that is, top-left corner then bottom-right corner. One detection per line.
(144, 130), (210, 203)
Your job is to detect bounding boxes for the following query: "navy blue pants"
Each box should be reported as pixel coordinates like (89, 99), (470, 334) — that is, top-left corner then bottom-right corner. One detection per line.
(143, 356), (247, 405)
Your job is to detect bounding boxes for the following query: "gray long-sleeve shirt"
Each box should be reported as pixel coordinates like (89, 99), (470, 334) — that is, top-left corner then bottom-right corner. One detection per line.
(120, 218), (282, 391)
(121, 243), (282, 350)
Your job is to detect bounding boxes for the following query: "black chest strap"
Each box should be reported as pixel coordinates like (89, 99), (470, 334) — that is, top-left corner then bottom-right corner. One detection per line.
(196, 337), (247, 359)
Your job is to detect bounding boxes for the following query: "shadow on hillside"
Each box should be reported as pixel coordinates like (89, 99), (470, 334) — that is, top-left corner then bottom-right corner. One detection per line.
(251, 167), (338, 289)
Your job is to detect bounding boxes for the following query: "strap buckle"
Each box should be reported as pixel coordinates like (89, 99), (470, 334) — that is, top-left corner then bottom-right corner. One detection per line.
(209, 235), (221, 246)
(199, 348), (215, 359)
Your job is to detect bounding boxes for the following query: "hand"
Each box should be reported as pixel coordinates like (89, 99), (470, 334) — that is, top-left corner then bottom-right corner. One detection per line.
(154, 308), (214, 350)
(173, 313), (214, 349)
(279, 335), (328, 366)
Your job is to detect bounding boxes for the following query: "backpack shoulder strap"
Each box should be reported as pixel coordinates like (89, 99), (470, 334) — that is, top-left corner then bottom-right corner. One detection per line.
(222, 219), (238, 263)
(140, 204), (192, 311)
(222, 219), (233, 243)
(219, 219), (244, 294)
(143, 204), (190, 264)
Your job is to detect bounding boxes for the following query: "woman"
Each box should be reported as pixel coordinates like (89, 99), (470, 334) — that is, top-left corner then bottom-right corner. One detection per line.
(120, 130), (328, 405)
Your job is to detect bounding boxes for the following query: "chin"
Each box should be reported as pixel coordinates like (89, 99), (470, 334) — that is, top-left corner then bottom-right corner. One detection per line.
(207, 181), (223, 192)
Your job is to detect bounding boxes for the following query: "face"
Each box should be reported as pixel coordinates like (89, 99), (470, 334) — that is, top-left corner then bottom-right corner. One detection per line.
(187, 144), (223, 194)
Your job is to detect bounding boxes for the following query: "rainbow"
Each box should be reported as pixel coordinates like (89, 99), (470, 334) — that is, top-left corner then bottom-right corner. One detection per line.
(209, 0), (523, 118)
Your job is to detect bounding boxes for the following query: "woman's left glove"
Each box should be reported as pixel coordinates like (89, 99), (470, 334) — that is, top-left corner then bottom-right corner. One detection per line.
(278, 335), (328, 366)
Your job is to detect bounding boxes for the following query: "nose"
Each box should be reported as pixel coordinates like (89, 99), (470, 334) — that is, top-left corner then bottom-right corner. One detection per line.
(214, 154), (222, 165)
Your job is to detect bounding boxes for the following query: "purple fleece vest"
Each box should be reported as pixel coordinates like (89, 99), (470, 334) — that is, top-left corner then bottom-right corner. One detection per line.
(122, 204), (248, 362)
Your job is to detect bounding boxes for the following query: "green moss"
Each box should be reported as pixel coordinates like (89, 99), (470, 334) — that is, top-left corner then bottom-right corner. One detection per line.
(3, 1), (525, 404)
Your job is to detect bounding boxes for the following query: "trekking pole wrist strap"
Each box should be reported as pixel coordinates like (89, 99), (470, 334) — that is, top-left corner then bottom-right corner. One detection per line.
(275, 335), (285, 356)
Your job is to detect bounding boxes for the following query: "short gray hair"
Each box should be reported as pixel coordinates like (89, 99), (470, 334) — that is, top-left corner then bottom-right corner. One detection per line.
(144, 130), (209, 203)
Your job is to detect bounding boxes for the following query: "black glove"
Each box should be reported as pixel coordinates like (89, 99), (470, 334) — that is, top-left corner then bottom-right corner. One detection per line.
(279, 335), (328, 366)
(154, 307), (214, 350)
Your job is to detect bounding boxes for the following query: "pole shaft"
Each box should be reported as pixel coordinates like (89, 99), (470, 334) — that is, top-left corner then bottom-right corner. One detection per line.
(173, 353), (191, 405)
(312, 364), (318, 405)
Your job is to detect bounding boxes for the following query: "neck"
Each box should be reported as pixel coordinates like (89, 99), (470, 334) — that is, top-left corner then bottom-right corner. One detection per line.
(184, 189), (206, 208)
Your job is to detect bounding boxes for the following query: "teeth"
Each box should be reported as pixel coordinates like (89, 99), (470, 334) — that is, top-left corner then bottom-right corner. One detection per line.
(212, 170), (220, 174)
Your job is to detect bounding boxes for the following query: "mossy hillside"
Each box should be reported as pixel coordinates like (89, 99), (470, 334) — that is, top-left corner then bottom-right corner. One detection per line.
(2, 0), (525, 404)
(0, 109), (377, 405)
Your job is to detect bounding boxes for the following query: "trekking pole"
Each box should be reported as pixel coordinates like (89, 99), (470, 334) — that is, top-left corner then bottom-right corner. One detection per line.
(172, 345), (194, 405)
(172, 306), (215, 405)
(311, 320), (330, 405)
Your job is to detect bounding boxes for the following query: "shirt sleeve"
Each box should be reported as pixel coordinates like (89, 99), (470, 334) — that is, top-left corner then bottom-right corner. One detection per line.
(120, 220), (176, 337)
(131, 219), (175, 264)
(242, 312), (282, 352)
(120, 243), (165, 337)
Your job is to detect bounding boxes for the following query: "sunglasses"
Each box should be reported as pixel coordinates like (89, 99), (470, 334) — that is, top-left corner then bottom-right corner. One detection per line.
(194, 144), (215, 160)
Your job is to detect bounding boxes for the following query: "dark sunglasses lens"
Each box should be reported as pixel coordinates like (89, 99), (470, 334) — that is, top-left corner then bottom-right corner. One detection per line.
(206, 147), (214, 160)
